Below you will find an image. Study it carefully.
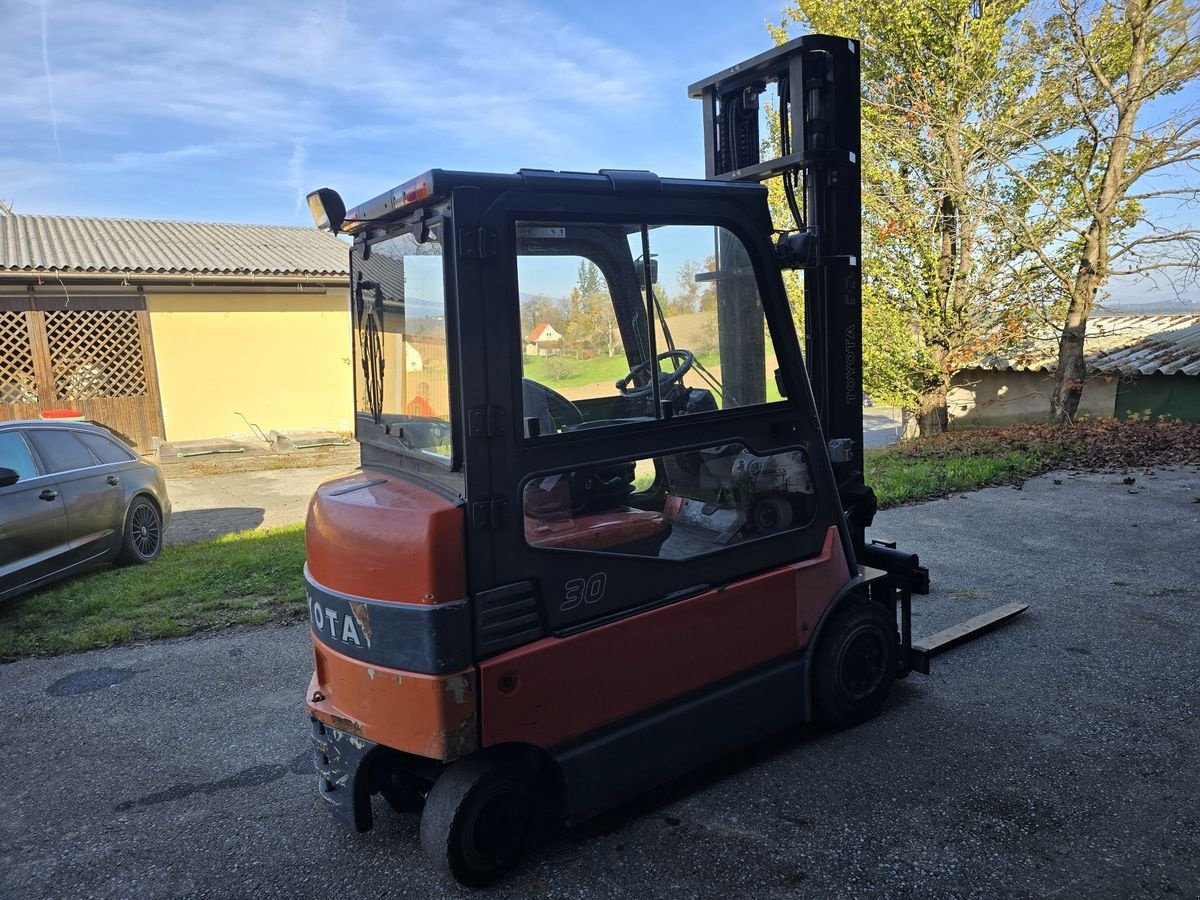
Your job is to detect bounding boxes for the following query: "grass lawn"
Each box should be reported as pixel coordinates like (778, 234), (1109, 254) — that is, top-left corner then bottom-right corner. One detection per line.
(523, 353), (629, 390)
(0, 525), (307, 662)
(867, 418), (1199, 507)
(524, 352), (784, 402)
(867, 447), (1053, 508)
(3, 420), (1193, 661)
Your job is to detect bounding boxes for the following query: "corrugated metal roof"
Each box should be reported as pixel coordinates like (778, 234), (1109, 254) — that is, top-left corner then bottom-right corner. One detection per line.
(0, 214), (349, 278)
(980, 315), (1200, 377)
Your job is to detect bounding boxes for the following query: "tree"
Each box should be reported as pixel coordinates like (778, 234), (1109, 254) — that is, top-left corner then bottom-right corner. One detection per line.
(993, 1), (1200, 424)
(576, 260), (603, 297)
(566, 286), (621, 358)
(671, 258), (718, 315)
(775, 1), (1043, 431)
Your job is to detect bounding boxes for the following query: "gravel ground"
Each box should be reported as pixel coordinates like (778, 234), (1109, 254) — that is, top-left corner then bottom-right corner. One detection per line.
(2, 467), (1198, 899)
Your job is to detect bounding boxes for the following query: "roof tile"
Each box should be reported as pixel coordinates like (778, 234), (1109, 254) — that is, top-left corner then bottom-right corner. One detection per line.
(979, 315), (1200, 378)
(0, 214), (349, 278)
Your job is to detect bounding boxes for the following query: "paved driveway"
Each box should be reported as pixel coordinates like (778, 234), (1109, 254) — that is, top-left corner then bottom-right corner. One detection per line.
(2, 468), (1198, 898)
(863, 406), (905, 449)
(162, 465), (350, 546)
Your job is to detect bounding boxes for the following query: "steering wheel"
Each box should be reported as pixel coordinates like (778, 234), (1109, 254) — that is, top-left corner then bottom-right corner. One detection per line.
(615, 349), (695, 398)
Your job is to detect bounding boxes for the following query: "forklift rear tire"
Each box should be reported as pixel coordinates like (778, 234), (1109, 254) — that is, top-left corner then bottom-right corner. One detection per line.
(419, 756), (535, 887)
(812, 596), (898, 727)
(378, 768), (424, 814)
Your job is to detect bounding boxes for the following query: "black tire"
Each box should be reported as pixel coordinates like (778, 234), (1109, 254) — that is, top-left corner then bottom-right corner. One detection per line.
(812, 596), (898, 727)
(419, 756), (535, 888)
(750, 496), (794, 533)
(378, 769), (424, 815)
(116, 496), (163, 565)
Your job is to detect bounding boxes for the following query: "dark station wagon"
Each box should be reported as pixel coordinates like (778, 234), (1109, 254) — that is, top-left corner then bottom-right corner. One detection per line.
(0, 420), (172, 602)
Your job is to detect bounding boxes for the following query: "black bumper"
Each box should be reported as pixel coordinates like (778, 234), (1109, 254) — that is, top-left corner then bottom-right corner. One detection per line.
(311, 717), (376, 832)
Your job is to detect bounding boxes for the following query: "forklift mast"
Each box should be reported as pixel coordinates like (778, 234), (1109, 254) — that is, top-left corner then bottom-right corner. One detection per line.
(689, 35), (876, 551)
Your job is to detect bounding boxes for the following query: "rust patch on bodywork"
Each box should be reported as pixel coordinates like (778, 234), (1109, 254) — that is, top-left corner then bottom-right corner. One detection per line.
(307, 645), (478, 762)
(435, 707), (478, 760)
(348, 601), (373, 645)
(329, 713), (364, 737)
(443, 674), (470, 705)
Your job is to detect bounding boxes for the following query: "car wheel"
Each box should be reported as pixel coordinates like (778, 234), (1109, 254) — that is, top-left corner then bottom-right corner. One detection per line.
(419, 755), (535, 887)
(812, 596), (898, 726)
(117, 496), (163, 565)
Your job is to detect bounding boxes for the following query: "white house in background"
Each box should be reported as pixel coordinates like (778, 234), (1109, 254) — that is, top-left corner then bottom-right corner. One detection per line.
(525, 322), (563, 356)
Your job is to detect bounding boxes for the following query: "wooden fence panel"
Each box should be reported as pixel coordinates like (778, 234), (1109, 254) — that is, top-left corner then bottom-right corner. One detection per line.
(0, 302), (165, 452)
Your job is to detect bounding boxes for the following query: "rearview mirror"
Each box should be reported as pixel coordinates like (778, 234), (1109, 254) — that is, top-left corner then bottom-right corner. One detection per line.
(0, 467), (20, 488)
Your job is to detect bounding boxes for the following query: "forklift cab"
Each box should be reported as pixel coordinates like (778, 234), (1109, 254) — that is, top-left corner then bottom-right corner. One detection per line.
(326, 169), (849, 630)
(303, 169), (877, 885)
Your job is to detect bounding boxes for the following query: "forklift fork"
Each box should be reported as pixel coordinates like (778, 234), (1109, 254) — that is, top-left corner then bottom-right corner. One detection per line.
(861, 538), (1026, 676)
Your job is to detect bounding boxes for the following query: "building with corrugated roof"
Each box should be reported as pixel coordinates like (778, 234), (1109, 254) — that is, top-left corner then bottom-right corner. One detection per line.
(0, 213), (351, 449)
(949, 315), (1200, 425)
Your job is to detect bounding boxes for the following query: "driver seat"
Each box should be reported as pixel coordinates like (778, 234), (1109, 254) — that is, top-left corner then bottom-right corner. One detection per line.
(523, 474), (670, 555)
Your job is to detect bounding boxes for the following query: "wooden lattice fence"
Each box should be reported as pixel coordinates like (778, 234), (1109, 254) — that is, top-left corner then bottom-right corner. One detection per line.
(0, 296), (164, 451)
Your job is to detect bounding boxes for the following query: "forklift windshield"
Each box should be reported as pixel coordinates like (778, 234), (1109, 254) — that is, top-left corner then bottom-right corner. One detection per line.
(350, 227), (451, 463)
(517, 222), (778, 438)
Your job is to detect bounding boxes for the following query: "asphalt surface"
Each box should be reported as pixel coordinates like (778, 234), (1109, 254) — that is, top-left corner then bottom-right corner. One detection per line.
(2, 467), (1198, 899)
(863, 406), (905, 449)
(162, 465), (350, 546)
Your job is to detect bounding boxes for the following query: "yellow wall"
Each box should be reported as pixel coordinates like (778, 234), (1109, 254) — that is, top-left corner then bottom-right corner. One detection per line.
(146, 290), (352, 442)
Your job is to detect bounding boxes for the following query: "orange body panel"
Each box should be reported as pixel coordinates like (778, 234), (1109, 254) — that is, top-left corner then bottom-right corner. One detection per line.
(305, 469), (465, 605)
(478, 527), (848, 749)
(307, 640), (478, 761)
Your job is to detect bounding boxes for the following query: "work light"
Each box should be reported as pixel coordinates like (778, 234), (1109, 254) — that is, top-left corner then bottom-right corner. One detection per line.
(307, 188), (346, 234)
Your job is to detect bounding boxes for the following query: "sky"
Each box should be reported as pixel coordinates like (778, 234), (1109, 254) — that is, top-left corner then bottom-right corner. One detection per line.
(1, 0), (1194, 306)
(0, 0), (784, 224)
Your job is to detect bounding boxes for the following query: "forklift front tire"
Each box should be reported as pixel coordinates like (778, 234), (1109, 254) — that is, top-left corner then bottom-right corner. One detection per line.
(419, 755), (536, 887)
(812, 595), (898, 727)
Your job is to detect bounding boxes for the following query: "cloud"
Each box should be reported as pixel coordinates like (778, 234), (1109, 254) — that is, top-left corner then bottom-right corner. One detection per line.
(1, 1), (653, 149)
(0, 0), (669, 217)
(37, 0), (60, 155)
(287, 142), (307, 216)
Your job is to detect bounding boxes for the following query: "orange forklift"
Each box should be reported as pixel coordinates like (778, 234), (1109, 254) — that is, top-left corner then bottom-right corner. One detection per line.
(303, 35), (1024, 886)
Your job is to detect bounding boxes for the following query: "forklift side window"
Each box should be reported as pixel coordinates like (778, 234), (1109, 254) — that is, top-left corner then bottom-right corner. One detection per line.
(515, 222), (779, 439)
(350, 230), (452, 461)
(522, 442), (816, 558)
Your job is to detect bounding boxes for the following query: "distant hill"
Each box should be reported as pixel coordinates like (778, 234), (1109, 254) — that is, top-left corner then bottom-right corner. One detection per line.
(1097, 298), (1200, 316)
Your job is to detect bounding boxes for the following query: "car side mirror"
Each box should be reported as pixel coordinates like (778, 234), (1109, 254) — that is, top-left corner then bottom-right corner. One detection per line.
(0, 467), (20, 488)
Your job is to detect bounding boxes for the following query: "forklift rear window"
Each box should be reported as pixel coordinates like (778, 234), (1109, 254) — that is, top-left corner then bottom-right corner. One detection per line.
(351, 230), (451, 462)
(517, 223), (778, 438)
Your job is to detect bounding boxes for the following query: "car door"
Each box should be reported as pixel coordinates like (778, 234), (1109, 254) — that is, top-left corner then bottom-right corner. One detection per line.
(0, 428), (70, 598)
(24, 428), (125, 565)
